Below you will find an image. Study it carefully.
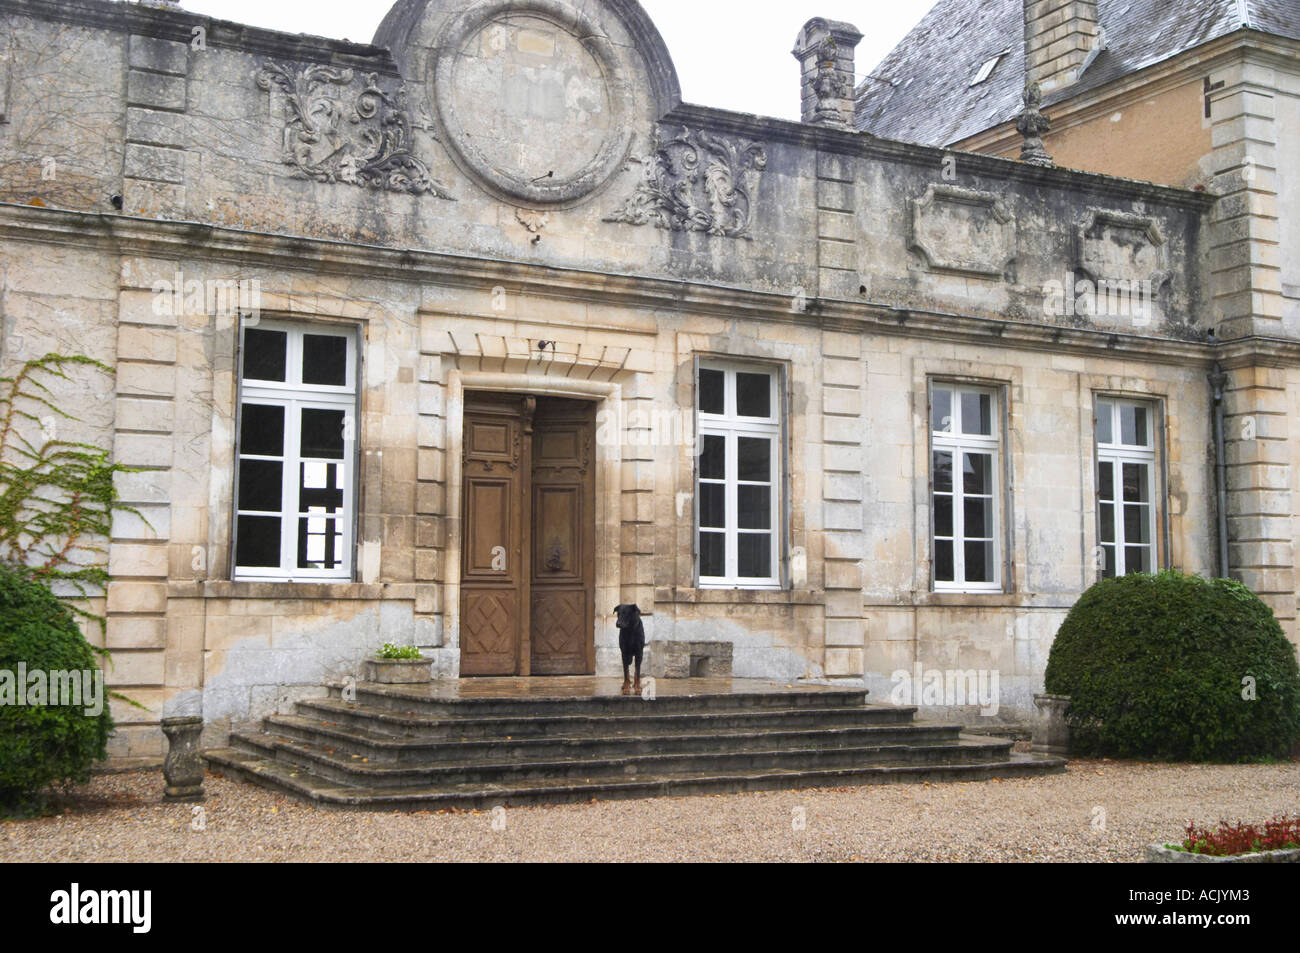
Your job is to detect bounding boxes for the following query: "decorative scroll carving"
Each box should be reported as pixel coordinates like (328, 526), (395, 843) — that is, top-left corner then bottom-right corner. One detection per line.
(605, 127), (768, 238)
(255, 62), (452, 198)
(910, 184), (1017, 279)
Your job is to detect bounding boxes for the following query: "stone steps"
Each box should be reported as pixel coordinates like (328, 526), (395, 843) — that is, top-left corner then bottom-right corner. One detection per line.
(203, 681), (1066, 809)
(206, 746), (1067, 811)
(224, 728), (1009, 788)
(256, 711), (964, 764)
(347, 683), (872, 718)
(293, 696), (917, 741)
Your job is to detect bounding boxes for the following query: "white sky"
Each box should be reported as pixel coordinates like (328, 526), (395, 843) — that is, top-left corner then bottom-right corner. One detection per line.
(177, 0), (937, 120)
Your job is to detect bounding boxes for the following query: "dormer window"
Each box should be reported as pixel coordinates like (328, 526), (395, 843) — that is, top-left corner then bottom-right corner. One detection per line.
(970, 52), (1007, 87)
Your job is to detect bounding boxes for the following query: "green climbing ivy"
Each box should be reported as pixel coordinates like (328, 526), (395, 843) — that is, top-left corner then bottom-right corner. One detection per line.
(0, 353), (143, 631)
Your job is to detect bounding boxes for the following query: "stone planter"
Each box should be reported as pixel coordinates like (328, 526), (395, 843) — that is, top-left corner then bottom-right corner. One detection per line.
(1145, 844), (1300, 863)
(1032, 693), (1071, 756)
(161, 716), (205, 802)
(363, 657), (433, 684)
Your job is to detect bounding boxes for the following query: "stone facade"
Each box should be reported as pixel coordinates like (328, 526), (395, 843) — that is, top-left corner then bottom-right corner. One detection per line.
(0, 0), (1271, 758)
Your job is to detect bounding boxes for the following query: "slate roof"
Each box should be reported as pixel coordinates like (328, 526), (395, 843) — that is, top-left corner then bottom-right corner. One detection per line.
(855, 0), (1300, 146)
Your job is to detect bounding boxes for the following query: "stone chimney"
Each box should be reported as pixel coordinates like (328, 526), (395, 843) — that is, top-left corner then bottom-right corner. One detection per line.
(1024, 0), (1104, 94)
(793, 18), (863, 128)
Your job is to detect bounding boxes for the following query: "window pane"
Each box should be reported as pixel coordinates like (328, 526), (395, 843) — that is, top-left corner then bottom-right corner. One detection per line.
(1124, 504), (1151, 545)
(1098, 461), (1114, 502)
(302, 334), (348, 387)
(236, 515), (281, 568)
(964, 540), (994, 583)
(298, 516), (343, 569)
(934, 494), (953, 537)
(240, 404), (285, 457)
(1095, 401), (1113, 444)
(737, 533), (771, 578)
(736, 373), (772, 418)
(1099, 503), (1115, 543)
(699, 369), (724, 415)
(934, 539), (954, 582)
(238, 459), (282, 513)
(933, 451), (953, 493)
(1120, 404), (1148, 447)
(739, 486), (771, 530)
(931, 388), (953, 434)
(738, 437), (772, 483)
(964, 497), (991, 539)
(1125, 545), (1151, 574)
(963, 453), (992, 496)
(300, 408), (346, 459)
(243, 328), (287, 382)
(700, 435), (725, 480)
(699, 532), (725, 578)
(961, 391), (992, 436)
(1122, 463), (1149, 503)
(1101, 544), (1116, 578)
(699, 483), (725, 529)
(299, 461), (345, 513)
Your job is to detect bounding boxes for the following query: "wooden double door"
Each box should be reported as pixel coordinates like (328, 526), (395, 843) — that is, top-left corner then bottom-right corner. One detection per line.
(459, 393), (596, 676)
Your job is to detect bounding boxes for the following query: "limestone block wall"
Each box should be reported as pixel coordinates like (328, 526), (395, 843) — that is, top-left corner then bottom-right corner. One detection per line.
(0, 1), (1213, 339)
(0, 0), (1278, 752)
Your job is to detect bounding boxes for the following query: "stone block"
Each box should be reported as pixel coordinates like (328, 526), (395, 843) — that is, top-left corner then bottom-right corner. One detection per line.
(649, 641), (733, 678)
(128, 35), (190, 75)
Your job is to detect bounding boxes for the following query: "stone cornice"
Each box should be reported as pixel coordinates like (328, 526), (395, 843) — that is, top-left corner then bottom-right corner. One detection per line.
(664, 104), (1215, 214)
(2, 202), (1285, 370)
(0, 0), (399, 72)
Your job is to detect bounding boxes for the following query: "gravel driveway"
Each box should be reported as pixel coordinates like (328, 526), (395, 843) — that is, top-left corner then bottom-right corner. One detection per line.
(3, 759), (1297, 862)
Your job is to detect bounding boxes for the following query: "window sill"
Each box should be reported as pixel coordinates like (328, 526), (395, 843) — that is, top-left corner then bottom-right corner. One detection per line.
(168, 580), (418, 601)
(918, 590), (1021, 607)
(658, 587), (821, 605)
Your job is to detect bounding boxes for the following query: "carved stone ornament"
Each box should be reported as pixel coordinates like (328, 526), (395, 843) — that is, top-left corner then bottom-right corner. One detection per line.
(255, 61), (453, 198)
(910, 184), (1017, 279)
(515, 208), (550, 234)
(1076, 209), (1169, 289)
(1016, 82), (1054, 168)
(812, 38), (853, 122)
(605, 126), (768, 238)
(432, 0), (636, 206)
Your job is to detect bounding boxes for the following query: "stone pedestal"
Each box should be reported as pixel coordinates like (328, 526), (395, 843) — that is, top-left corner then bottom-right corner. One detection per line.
(650, 641), (733, 679)
(161, 716), (205, 802)
(1031, 694), (1071, 756)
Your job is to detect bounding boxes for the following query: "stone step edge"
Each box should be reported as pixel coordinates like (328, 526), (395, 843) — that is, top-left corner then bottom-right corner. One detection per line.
(227, 731), (1015, 781)
(203, 748), (1068, 811)
(298, 697), (917, 730)
(264, 712), (963, 752)
(343, 684), (869, 710)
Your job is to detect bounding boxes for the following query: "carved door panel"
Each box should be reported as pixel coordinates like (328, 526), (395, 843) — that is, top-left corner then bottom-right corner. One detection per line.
(529, 399), (596, 675)
(459, 394), (530, 676)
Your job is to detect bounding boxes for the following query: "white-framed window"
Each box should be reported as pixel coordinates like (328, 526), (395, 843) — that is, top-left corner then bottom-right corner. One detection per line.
(696, 362), (783, 588)
(233, 319), (359, 581)
(930, 382), (1003, 591)
(1095, 397), (1159, 577)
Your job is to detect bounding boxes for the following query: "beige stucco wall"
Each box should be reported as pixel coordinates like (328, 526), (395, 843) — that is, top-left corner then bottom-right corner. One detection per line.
(974, 80), (1213, 191)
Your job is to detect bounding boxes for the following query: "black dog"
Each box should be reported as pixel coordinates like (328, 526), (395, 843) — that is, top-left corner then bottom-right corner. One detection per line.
(613, 604), (646, 695)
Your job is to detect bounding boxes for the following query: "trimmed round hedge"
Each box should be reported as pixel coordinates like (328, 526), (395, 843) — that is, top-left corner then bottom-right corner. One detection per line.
(1045, 571), (1300, 762)
(0, 565), (114, 812)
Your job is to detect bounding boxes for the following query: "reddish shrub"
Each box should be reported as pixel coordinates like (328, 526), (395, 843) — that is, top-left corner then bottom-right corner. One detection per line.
(1182, 814), (1300, 856)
